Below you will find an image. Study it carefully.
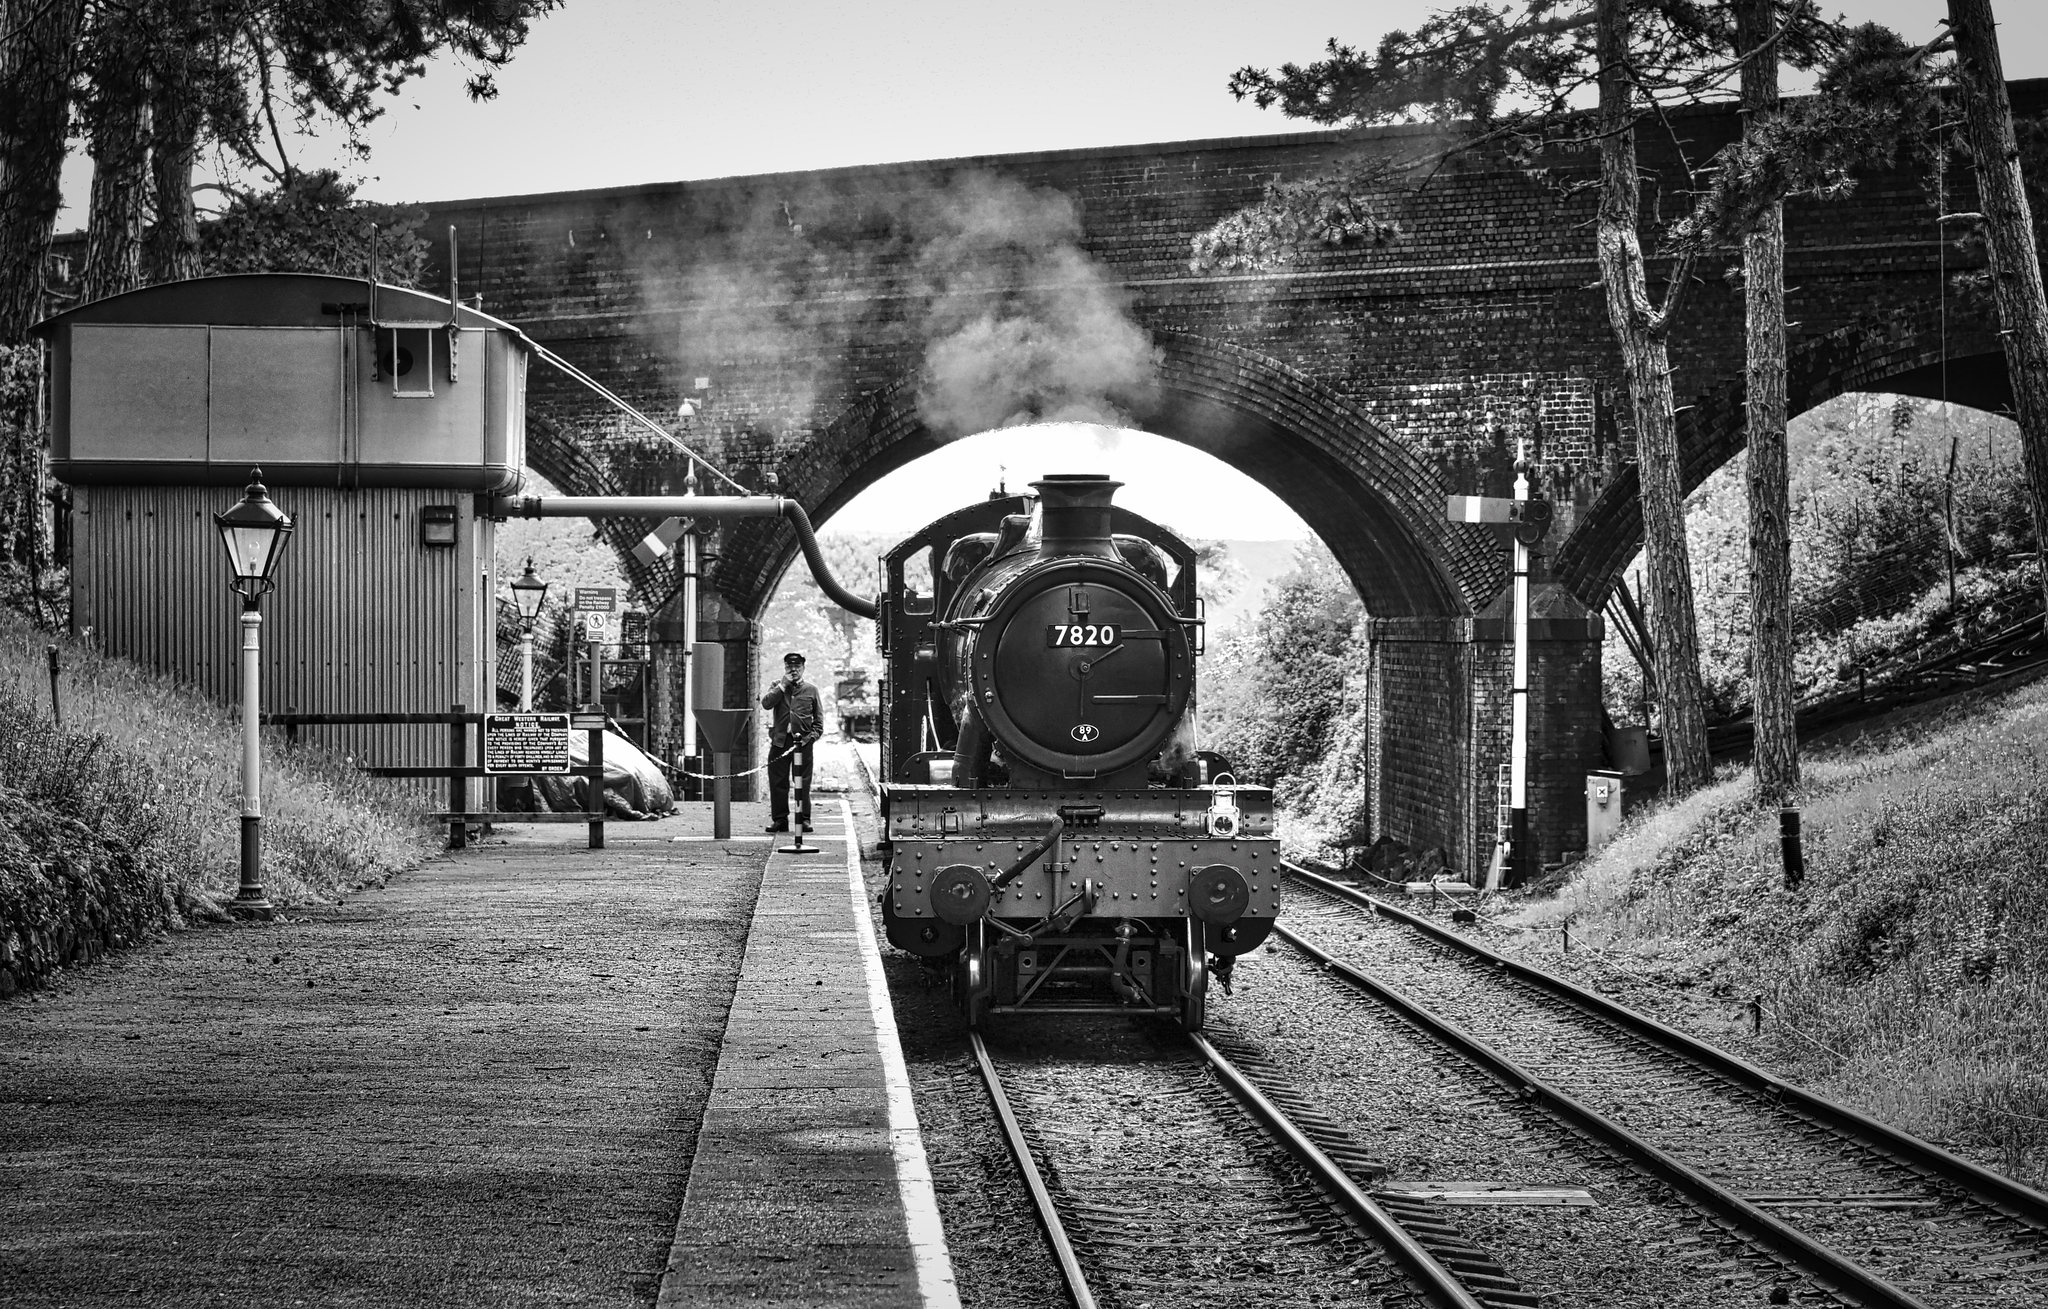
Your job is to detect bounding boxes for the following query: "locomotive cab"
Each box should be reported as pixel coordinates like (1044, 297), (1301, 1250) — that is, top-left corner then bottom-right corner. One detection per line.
(876, 475), (1279, 1030)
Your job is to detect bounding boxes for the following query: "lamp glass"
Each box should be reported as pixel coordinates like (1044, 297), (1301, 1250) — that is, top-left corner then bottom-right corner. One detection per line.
(511, 559), (549, 623)
(213, 473), (293, 587)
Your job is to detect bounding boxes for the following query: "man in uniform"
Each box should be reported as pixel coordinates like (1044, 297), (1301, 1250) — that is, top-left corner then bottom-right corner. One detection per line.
(760, 651), (823, 832)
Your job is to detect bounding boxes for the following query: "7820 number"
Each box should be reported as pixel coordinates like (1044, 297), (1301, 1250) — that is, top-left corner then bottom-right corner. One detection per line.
(1047, 623), (1120, 648)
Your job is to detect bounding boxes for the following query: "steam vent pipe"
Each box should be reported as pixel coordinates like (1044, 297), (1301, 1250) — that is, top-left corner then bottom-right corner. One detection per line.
(490, 494), (879, 619)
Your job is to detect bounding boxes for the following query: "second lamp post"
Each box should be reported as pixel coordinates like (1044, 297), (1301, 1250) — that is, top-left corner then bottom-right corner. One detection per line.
(511, 558), (549, 709)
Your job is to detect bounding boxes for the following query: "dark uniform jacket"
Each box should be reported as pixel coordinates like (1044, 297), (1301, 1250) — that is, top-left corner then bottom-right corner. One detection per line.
(760, 679), (824, 749)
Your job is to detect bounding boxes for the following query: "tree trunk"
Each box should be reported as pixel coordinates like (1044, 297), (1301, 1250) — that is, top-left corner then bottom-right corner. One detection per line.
(1594, 0), (1710, 793)
(81, 35), (152, 304)
(0, 0), (87, 342)
(144, 60), (203, 285)
(1739, 0), (1798, 805)
(1948, 0), (2048, 628)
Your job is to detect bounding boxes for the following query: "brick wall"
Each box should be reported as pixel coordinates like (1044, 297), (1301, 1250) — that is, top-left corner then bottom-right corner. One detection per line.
(399, 79), (2042, 865)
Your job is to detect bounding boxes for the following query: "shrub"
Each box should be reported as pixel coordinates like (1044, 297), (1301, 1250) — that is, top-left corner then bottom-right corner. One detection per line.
(0, 615), (437, 994)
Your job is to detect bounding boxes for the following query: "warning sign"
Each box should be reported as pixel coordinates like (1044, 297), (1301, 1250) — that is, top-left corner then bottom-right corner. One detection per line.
(482, 713), (572, 775)
(573, 586), (618, 613)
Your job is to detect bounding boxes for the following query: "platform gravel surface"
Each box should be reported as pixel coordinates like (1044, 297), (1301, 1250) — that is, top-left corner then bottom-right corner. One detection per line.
(1, 804), (772, 1308)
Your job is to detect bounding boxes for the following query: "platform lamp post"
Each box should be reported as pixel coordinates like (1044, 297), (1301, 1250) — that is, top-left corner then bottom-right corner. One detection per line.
(510, 558), (550, 710)
(213, 469), (294, 921)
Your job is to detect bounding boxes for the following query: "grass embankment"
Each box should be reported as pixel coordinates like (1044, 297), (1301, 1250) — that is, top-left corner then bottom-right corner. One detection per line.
(1497, 676), (2048, 1188)
(0, 616), (437, 995)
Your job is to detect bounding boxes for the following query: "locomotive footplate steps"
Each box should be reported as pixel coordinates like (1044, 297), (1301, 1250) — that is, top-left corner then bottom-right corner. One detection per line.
(659, 799), (958, 1308)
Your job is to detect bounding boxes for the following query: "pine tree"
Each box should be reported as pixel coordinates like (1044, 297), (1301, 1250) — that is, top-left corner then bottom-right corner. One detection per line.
(1948, 0), (2048, 630)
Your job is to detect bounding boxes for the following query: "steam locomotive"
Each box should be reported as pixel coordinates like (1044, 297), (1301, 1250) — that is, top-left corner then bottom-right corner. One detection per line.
(876, 474), (1277, 1030)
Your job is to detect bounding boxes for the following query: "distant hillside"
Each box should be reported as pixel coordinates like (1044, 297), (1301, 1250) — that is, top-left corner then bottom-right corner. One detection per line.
(1204, 539), (1311, 633)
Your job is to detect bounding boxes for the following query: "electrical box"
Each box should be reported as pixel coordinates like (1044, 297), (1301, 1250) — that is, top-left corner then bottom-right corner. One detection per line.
(1586, 770), (1625, 851)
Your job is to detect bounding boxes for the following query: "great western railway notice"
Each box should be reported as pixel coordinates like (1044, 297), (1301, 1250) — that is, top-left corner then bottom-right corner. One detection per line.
(482, 713), (572, 775)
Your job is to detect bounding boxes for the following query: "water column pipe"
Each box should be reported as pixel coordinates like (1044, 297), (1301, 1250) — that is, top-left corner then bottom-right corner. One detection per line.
(488, 494), (880, 620)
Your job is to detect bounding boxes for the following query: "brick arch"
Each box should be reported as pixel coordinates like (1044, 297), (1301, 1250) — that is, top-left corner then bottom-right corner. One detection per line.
(1553, 301), (2008, 602)
(710, 332), (1487, 621)
(522, 411), (670, 598)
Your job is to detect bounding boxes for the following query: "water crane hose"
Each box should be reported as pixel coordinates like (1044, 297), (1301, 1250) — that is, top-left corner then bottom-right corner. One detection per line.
(491, 493), (878, 620)
(781, 500), (878, 620)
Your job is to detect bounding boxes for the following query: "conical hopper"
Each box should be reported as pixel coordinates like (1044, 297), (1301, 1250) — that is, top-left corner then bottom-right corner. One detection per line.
(694, 708), (753, 754)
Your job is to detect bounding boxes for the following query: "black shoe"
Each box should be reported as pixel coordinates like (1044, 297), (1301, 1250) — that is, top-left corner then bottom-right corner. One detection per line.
(799, 823), (814, 833)
(764, 823), (788, 833)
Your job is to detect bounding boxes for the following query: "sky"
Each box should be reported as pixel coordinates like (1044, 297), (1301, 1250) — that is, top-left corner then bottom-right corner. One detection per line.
(56, 1), (2048, 541)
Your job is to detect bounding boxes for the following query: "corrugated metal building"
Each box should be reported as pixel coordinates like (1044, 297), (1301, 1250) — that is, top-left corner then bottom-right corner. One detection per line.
(37, 273), (529, 784)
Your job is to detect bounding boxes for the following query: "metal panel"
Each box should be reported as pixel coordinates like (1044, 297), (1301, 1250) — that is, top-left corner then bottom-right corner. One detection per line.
(67, 325), (208, 463)
(75, 485), (485, 772)
(208, 327), (346, 467)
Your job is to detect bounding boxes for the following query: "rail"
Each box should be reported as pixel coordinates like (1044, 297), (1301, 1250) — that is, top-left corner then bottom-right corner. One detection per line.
(1282, 861), (2048, 1231)
(1188, 1032), (1489, 1309)
(262, 703), (608, 849)
(968, 1031), (1097, 1309)
(1268, 910), (1927, 1309)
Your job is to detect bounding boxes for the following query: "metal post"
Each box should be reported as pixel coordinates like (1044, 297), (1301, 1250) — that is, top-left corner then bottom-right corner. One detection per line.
(711, 750), (732, 840)
(589, 725), (606, 850)
(1780, 806), (1805, 889)
(589, 635), (603, 710)
(1509, 456), (1531, 886)
(230, 598), (273, 920)
(45, 644), (60, 726)
(449, 702), (467, 850)
(519, 627), (534, 710)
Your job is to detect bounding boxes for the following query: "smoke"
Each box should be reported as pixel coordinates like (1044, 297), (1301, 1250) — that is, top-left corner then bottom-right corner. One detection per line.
(911, 173), (1159, 439)
(625, 169), (1159, 474)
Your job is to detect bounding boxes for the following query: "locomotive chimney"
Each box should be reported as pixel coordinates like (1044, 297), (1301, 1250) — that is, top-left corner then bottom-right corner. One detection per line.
(1032, 474), (1121, 557)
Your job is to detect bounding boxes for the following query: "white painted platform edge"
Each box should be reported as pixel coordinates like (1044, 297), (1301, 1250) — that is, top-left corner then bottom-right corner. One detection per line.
(841, 798), (961, 1309)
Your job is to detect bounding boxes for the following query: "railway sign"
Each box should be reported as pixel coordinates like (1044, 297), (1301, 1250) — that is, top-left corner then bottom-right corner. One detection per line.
(573, 586), (618, 613)
(578, 610), (613, 641)
(630, 517), (688, 565)
(482, 713), (571, 774)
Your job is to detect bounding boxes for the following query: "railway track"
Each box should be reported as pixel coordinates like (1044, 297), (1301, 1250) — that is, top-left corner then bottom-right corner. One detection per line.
(968, 1021), (1532, 1309)
(1279, 861), (2048, 1309)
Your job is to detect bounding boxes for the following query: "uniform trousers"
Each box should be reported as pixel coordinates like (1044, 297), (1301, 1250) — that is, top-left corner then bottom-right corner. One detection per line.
(767, 739), (813, 827)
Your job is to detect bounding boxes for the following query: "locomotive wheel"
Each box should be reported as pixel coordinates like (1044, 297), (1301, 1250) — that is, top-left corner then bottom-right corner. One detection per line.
(954, 921), (993, 1029)
(1178, 918), (1208, 1032)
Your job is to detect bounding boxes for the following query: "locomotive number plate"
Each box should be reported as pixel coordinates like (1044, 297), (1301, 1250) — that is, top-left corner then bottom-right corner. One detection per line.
(1047, 623), (1121, 648)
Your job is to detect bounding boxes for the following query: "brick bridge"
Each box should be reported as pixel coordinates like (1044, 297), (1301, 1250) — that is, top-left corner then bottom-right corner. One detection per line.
(418, 82), (2039, 874)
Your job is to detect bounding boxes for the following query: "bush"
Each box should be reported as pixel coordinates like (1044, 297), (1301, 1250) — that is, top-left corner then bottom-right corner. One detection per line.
(0, 687), (190, 994)
(0, 616), (438, 994)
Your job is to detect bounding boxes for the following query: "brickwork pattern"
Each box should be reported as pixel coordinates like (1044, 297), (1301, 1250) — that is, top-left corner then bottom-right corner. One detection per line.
(412, 81), (2042, 867)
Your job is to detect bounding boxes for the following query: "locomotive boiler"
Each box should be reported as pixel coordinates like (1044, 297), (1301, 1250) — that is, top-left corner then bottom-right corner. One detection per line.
(876, 474), (1277, 1030)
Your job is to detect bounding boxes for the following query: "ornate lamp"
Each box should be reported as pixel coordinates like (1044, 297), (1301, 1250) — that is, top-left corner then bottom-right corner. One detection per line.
(213, 470), (294, 599)
(510, 558), (549, 709)
(213, 470), (293, 920)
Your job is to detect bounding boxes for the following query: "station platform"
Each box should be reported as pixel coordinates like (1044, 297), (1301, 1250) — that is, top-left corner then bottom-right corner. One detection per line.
(0, 763), (957, 1309)
(658, 797), (957, 1308)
